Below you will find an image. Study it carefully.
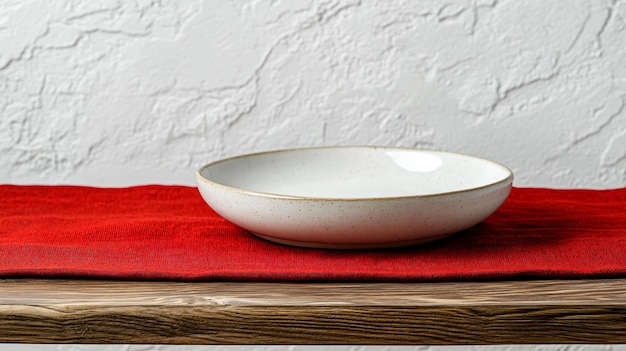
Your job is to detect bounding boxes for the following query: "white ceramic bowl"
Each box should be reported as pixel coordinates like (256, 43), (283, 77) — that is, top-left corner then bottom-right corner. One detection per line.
(196, 146), (513, 249)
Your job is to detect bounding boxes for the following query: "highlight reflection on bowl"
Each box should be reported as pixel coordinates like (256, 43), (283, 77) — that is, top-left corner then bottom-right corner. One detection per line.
(385, 150), (443, 173)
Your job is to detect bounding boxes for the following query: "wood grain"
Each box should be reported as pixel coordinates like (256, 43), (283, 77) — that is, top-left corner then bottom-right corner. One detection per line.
(1, 279), (626, 344)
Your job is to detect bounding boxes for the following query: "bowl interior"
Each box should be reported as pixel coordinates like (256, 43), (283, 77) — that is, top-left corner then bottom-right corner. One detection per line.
(198, 147), (512, 199)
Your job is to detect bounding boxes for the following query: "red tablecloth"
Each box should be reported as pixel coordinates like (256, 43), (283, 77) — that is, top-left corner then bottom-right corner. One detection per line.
(1, 185), (625, 281)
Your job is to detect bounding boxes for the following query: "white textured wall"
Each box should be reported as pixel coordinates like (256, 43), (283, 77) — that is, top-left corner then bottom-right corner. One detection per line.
(2, 0), (626, 351)
(1, 0), (625, 188)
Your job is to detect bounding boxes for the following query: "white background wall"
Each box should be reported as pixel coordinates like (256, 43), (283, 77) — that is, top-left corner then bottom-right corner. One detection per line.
(1, 0), (625, 350)
(1, 0), (625, 188)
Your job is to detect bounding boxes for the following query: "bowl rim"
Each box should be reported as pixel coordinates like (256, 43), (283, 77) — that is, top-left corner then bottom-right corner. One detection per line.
(196, 145), (514, 202)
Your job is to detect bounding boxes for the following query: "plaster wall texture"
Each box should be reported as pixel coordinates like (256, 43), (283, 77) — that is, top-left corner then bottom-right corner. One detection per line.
(1, 0), (625, 188)
(1, 0), (625, 350)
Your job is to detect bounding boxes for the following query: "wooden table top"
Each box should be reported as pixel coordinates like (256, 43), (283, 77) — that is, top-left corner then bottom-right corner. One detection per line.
(1, 278), (625, 344)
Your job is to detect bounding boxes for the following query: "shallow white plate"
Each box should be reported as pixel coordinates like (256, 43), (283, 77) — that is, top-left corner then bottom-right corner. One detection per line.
(196, 146), (513, 249)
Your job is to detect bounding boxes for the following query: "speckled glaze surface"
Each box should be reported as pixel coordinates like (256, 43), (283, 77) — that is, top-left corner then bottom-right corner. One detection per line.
(196, 146), (513, 249)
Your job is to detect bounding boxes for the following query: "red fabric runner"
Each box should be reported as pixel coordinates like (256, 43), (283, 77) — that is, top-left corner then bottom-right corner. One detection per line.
(1, 185), (625, 281)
